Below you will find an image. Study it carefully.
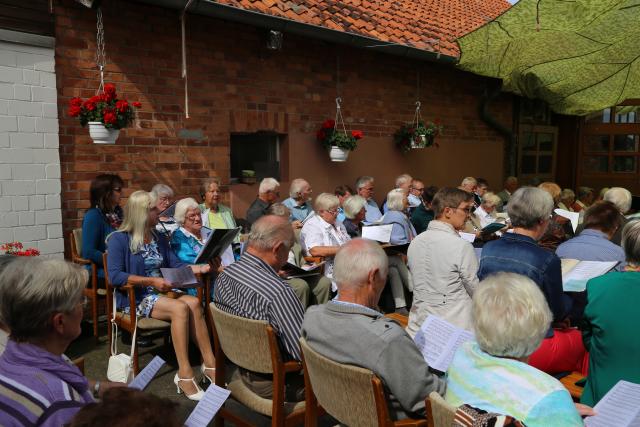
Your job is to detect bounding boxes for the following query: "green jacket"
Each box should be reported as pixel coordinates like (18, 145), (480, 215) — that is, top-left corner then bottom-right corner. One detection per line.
(581, 271), (640, 406)
(199, 203), (240, 243)
(410, 203), (434, 235)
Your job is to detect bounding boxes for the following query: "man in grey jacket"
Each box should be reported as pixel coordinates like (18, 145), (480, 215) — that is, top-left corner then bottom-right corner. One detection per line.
(302, 239), (446, 420)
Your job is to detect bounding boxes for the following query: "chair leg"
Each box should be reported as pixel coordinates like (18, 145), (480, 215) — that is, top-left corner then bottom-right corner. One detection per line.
(92, 295), (99, 341)
(133, 340), (140, 374)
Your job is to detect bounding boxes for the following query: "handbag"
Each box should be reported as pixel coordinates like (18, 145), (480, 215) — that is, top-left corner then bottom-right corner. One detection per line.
(107, 290), (137, 383)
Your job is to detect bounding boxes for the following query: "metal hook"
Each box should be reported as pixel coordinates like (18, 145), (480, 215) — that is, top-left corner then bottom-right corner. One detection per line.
(335, 97), (342, 110)
(415, 101), (421, 110)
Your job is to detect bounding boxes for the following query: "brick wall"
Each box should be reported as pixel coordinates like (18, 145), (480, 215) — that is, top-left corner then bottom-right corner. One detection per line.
(0, 38), (63, 257)
(55, 0), (512, 255)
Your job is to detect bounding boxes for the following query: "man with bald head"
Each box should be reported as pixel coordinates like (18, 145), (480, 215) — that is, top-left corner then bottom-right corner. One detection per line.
(215, 215), (305, 400)
(302, 239), (445, 420)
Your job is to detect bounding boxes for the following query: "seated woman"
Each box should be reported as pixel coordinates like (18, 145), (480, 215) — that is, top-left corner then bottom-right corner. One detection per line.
(106, 190), (215, 401)
(558, 188), (575, 212)
(410, 185), (437, 235)
(0, 258), (124, 426)
(538, 182), (574, 251)
(469, 192), (502, 231)
(300, 193), (351, 291)
(81, 174), (124, 280)
(170, 197), (217, 297)
(334, 184), (354, 223)
(342, 195), (366, 238)
(446, 272), (584, 427)
(581, 220), (640, 406)
(199, 178), (237, 231)
(479, 187), (586, 375)
(152, 183), (177, 236)
(381, 189), (415, 315)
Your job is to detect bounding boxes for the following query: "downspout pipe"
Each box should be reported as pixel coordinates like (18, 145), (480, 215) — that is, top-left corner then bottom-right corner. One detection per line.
(479, 80), (517, 177)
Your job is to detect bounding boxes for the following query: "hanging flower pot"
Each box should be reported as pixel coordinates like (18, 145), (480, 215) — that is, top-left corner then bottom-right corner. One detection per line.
(410, 134), (427, 149)
(67, 83), (141, 145)
(394, 101), (443, 153)
(329, 146), (350, 162)
(88, 122), (120, 144)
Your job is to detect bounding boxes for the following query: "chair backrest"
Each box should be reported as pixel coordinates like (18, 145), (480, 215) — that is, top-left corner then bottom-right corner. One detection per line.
(71, 228), (83, 258)
(426, 392), (456, 427)
(210, 303), (275, 374)
(300, 337), (380, 427)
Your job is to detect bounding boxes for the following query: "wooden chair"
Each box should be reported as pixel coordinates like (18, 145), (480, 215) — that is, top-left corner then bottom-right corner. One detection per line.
(210, 303), (306, 427)
(426, 392), (456, 427)
(299, 337), (427, 427)
(384, 312), (409, 328)
(69, 229), (105, 340)
(559, 371), (585, 400)
(103, 252), (171, 374)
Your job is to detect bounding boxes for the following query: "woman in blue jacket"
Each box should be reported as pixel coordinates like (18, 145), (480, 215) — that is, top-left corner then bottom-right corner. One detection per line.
(107, 191), (215, 401)
(81, 174), (124, 280)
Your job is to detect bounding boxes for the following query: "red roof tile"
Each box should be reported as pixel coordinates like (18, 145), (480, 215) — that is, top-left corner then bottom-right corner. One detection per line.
(216, 0), (510, 57)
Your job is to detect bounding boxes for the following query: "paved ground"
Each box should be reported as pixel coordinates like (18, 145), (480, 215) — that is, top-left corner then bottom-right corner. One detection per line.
(67, 322), (336, 426)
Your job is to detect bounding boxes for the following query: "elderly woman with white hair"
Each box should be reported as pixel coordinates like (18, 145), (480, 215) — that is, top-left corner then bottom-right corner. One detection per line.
(469, 192), (502, 231)
(446, 273), (585, 426)
(603, 186), (632, 245)
(151, 183), (178, 235)
(198, 177), (237, 231)
(479, 187), (586, 375)
(0, 258), (125, 426)
(581, 220), (640, 406)
(107, 191), (216, 401)
(300, 193), (351, 290)
(342, 195), (367, 237)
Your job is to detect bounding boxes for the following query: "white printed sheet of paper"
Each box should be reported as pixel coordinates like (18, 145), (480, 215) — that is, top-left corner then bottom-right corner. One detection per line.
(184, 384), (231, 427)
(413, 315), (474, 372)
(128, 356), (165, 390)
(584, 380), (640, 427)
(458, 232), (476, 243)
(160, 266), (199, 288)
(554, 208), (580, 232)
(362, 224), (393, 243)
(561, 260), (617, 292)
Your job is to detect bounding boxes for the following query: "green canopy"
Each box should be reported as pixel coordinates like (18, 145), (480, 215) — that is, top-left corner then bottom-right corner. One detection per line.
(456, 0), (640, 116)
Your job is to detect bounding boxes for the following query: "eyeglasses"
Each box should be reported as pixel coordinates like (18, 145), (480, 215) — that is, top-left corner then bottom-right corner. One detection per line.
(185, 214), (201, 221)
(76, 296), (88, 309)
(412, 187), (425, 192)
(452, 206), (474, 214)
(112, 187), (122, 193)
(324, 209), (339, 216)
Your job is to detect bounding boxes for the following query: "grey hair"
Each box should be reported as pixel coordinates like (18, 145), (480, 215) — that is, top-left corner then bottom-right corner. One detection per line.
(507, 187), (553, 229)
(473, 273), (552, 358)
(314, 193), (340, 212)
(266, 202), (291, 218)
(0, 258), (87, 342)
(343, 195), (367, 219)
(173, 197), (200, 225)
(200, 177), (221, 198)
(622, 220), (640, 265)
(289, 178), (309, 199)
(258, 177), (280, 194)
(560, 188), (575, 200)
(505, 176), (518, 185)
(395, 174), (412, 188)
(355, 176), (374, 190)
(577, 186), (594, 199)
(604, 187), (632, 214)
(481, 192), (501, 207)
(151, 183), (174, 198)
(386, 188), (406, 211)
(461, 176), (477, 187)
(247, 215), (294, 251)
(333, 238), (388, 290)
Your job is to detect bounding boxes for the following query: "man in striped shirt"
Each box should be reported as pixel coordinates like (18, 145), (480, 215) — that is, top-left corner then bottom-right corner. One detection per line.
(214, 215), (305, 400)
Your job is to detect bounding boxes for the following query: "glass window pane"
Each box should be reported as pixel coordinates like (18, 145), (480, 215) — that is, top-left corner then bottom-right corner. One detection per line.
(584, 135), (609, 152)
(614, 108), (639, 123)
(538, 133), (554, 151)
(522, 132), (536, 152)
(613, 134), (639, 152)
(582, 156), (608, 173)
(585, 108), (611, 124)
(538, 155), (553, 173)
(613, 156), (636, 173)
(521, 155), (536, 174)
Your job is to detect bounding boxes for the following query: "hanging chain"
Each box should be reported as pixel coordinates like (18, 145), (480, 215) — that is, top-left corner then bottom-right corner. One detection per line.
(413, 101), (422, 128)
(334, 97), (347, 135)
(95, 8), (106, 94)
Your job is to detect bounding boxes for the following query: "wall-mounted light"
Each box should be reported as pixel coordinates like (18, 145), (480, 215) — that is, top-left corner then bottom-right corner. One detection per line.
(267, 30), (283, 50)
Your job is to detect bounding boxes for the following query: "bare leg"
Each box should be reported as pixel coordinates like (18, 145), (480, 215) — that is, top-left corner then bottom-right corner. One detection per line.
(151, 297), (198, 395)
(179, 295), (216, 367)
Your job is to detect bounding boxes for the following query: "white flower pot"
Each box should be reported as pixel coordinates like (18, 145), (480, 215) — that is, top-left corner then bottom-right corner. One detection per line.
(88, 121), (120, 144)
(329, 146), (349, 162)
(411, 134), (427, 149)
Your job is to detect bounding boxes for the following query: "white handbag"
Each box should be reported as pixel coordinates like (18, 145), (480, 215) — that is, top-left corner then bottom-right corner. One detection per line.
(107, 291), (137, 383)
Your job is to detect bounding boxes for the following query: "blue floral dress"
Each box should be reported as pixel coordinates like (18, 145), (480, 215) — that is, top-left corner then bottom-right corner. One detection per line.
(123, 240), (163, 318)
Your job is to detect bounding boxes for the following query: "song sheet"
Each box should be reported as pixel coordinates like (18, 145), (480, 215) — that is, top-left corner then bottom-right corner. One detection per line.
(585, 380), (640, 427)
(562, 260), (617, 292)
(413, 315), (474, 372)
(128, 356), (165, 390)
(184, 384), (231, 427)
(362, 224), (393, 243)
(160, 266), (199, 288)
(554, 208), (580, 232)
(458, 232), (476, 243)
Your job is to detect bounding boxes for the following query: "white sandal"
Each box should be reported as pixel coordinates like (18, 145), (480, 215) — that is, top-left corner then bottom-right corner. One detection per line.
(174, 373), (205, 401)
(201, 364), (216, 384)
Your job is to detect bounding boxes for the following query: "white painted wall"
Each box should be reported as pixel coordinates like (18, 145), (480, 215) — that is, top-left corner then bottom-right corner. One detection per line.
(0, 37), (63, 258)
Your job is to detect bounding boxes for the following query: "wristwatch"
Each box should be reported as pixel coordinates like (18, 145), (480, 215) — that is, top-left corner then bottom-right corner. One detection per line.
(93, 380), (101, 399)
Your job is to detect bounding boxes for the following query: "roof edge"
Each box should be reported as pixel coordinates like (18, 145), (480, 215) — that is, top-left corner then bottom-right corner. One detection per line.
(132, 0), (458, 64)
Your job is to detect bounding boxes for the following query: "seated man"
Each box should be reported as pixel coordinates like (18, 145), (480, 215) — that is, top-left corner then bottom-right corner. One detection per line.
(355, 175), (382, 222)
(214, 215), (305, 400)
(302, 239), (446, 420)
(246, 177), (280, 226)
(282, 178), (313, 228)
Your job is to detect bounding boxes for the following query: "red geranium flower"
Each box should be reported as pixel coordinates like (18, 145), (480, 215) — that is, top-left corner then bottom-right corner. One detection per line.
(116, 100), (129, 113)
(70, 97), (83, 107)
(103, 110), (117, 125)
(68, 105), (82, 117)
(351, 130), (363, 140)
(316, 130), (326, 141)
(83, 100), (96, 111)
(322, 119), (335, 129)
(132, 101), (142, 108)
